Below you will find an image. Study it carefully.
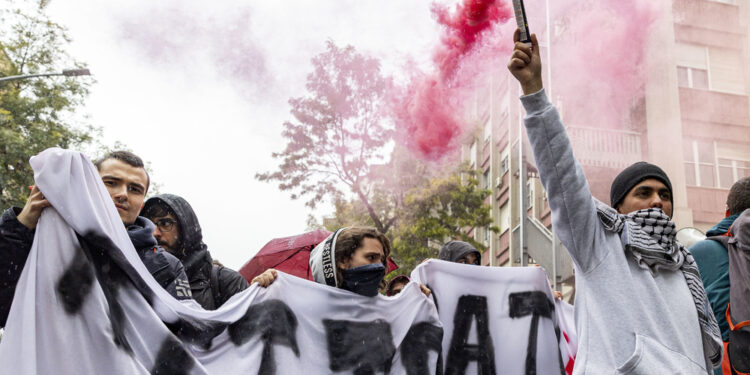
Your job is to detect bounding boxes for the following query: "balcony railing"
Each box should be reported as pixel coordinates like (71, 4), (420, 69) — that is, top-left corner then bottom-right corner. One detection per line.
(566, 126), (642, 169)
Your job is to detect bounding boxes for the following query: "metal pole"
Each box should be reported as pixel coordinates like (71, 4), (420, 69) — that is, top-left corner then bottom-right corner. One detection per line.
(0, 69), (90, 83)
(0, 73), (61, 83)
(545, 0), (552, 99)
(519, 87), (528, 267)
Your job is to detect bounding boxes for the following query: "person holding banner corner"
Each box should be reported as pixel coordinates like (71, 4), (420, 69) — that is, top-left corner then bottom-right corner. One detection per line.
(507, 30), (722, 374)
(253, 226), (431, 297)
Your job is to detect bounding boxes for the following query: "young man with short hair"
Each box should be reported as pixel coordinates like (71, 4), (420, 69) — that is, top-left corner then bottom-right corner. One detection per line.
(507, 31), (721, 373)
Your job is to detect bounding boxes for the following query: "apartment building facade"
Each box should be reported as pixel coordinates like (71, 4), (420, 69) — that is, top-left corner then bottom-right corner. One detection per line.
(462, 0), (750, 290)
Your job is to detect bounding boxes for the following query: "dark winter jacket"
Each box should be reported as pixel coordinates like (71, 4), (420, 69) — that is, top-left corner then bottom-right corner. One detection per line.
(438, 240), (481, 264)
(142, 194), (248, 310)
(0, 207), (191, 327)
(690, 214), (737, 345)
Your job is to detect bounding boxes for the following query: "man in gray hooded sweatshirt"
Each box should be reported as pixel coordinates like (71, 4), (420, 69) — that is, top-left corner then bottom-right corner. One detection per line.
(507, 31), (722, 374)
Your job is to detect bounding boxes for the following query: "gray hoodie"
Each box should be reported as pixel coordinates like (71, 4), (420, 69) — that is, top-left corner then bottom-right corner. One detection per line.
(522, 89), (710, 374)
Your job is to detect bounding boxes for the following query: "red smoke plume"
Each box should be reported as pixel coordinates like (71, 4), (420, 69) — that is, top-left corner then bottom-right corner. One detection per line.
(393, 0), (512, 160)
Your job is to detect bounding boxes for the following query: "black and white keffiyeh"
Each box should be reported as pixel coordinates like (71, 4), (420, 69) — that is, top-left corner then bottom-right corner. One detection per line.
(608, 207), (723, 370)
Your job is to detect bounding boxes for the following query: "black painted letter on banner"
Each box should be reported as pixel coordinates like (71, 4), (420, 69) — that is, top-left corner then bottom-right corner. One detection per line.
(228, 299), (300, 375)
(445, 295), (496, 375)
(509, 291), (563, 375)
(400, 322), (444, 375)
(323, 319), (396, 375)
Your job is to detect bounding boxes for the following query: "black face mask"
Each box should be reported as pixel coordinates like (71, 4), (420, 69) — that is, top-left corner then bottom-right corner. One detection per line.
(340, 263), (385, 297)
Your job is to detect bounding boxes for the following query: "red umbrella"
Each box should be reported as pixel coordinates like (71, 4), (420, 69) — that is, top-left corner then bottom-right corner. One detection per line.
(239, 229), (399, 283)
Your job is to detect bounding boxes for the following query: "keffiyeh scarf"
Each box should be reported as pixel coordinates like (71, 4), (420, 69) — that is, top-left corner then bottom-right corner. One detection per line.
(607, 207), (723, 370)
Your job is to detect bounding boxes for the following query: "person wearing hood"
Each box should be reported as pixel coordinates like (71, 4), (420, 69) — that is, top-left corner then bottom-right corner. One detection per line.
(386, 275), (410, 296)
(253, 226), (430, 297)
(0, 151), (191, 327)
(689, 177), (750, 375)
(142, 194), (248, 310)
(508, 32), (722, 373)
(438, 241), (481, 265)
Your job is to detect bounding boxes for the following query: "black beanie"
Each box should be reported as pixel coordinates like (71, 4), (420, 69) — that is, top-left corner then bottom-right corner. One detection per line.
(610, 162), (673, 209)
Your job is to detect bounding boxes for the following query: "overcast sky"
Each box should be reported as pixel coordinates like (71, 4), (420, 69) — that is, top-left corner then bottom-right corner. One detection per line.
(45, 1), (448, 269)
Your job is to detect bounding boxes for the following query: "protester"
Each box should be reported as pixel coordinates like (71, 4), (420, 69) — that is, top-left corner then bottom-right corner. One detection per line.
(142, 194), (248, 310)
(690, 177), (750, 374)
(0, 151), (191, 327)
(438, 240), (481, 265)
(254, 226), (431, 297)
(507, 30), (721, 373)
(386, 275), (410, 296)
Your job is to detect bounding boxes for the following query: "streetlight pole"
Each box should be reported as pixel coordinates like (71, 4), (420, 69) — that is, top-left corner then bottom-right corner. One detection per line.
(0, 68), (90, 83)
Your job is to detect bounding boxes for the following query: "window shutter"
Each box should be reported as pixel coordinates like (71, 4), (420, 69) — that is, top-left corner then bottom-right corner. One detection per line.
(708, 47), (745, 94)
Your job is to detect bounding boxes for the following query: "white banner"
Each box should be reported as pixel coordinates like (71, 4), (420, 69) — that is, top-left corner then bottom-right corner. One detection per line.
(0, 148), (577, 374)
(0, 148), (442, 375)
(411, 260), (575, 375)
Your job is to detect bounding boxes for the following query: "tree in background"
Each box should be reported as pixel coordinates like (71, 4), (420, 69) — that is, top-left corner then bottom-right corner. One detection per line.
(389, 168), (498, 274)
(257, 41), (398, 233)
(0, 6), (94, 207)
(312, 165), (498, 276)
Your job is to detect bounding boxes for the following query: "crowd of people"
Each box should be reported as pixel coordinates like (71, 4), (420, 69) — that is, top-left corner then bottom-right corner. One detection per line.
(0, 30), (748, 374)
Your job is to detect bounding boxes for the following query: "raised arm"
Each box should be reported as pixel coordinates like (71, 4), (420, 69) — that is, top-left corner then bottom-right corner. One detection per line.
(507, 31), (606, 273)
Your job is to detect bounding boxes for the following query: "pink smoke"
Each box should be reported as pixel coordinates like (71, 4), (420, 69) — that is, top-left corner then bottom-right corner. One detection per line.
(394, 0), (661, 161)
(116, 5), (268, 97)
(392, 0), (512, 160)
(549, 0), (661, 129)
(432, 0), (512, 80)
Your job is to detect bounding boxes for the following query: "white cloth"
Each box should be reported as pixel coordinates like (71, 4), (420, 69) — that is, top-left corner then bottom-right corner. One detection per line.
(556, 299), (577, 374)
(410, 260), (572, 375)
(0, 148), (442, 374)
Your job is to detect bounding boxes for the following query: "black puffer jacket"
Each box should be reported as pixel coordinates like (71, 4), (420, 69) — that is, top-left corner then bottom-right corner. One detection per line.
(0, 207), (191, 327)
(142, 194), (248, 310)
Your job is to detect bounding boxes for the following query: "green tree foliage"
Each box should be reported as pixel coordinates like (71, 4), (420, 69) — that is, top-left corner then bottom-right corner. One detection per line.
(317, 165), (498, 276)
(257, 41), (398, 233)
(0, 7), (93, 207)
(389, 168), (498, 274)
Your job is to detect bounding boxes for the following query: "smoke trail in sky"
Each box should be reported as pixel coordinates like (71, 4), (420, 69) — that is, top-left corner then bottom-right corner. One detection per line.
(116, 4), (269, 98)
(394, 0), (662, 161)
(392, 0), (512, 161)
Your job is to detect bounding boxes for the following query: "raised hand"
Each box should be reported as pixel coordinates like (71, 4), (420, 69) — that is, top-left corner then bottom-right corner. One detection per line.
(507, 29), (543, 95)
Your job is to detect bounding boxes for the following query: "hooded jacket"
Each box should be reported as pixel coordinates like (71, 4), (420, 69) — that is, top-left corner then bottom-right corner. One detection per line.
(309, 229), (344, 288)
(142, 194), (248, 310)
(690, 214), (737, 345)
(438, 241), (481, 263)
(0, 207), (191, 327)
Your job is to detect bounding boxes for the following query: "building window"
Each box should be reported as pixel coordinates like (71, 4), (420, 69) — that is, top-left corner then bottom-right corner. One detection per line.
(677, 66), (708, 89)
(469, 141), (477, 168)
(526, 181), (534, 208)
(483, 170), (491, 190)
(718, 158), (750, 188)
(484, 120), (492, 142)
(501, 155), (509, 174)
(676, 43), (709, 90)
(684, 139), (717, 187)
(676, 42), (746, 94)
(484, 226), (491, 246)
